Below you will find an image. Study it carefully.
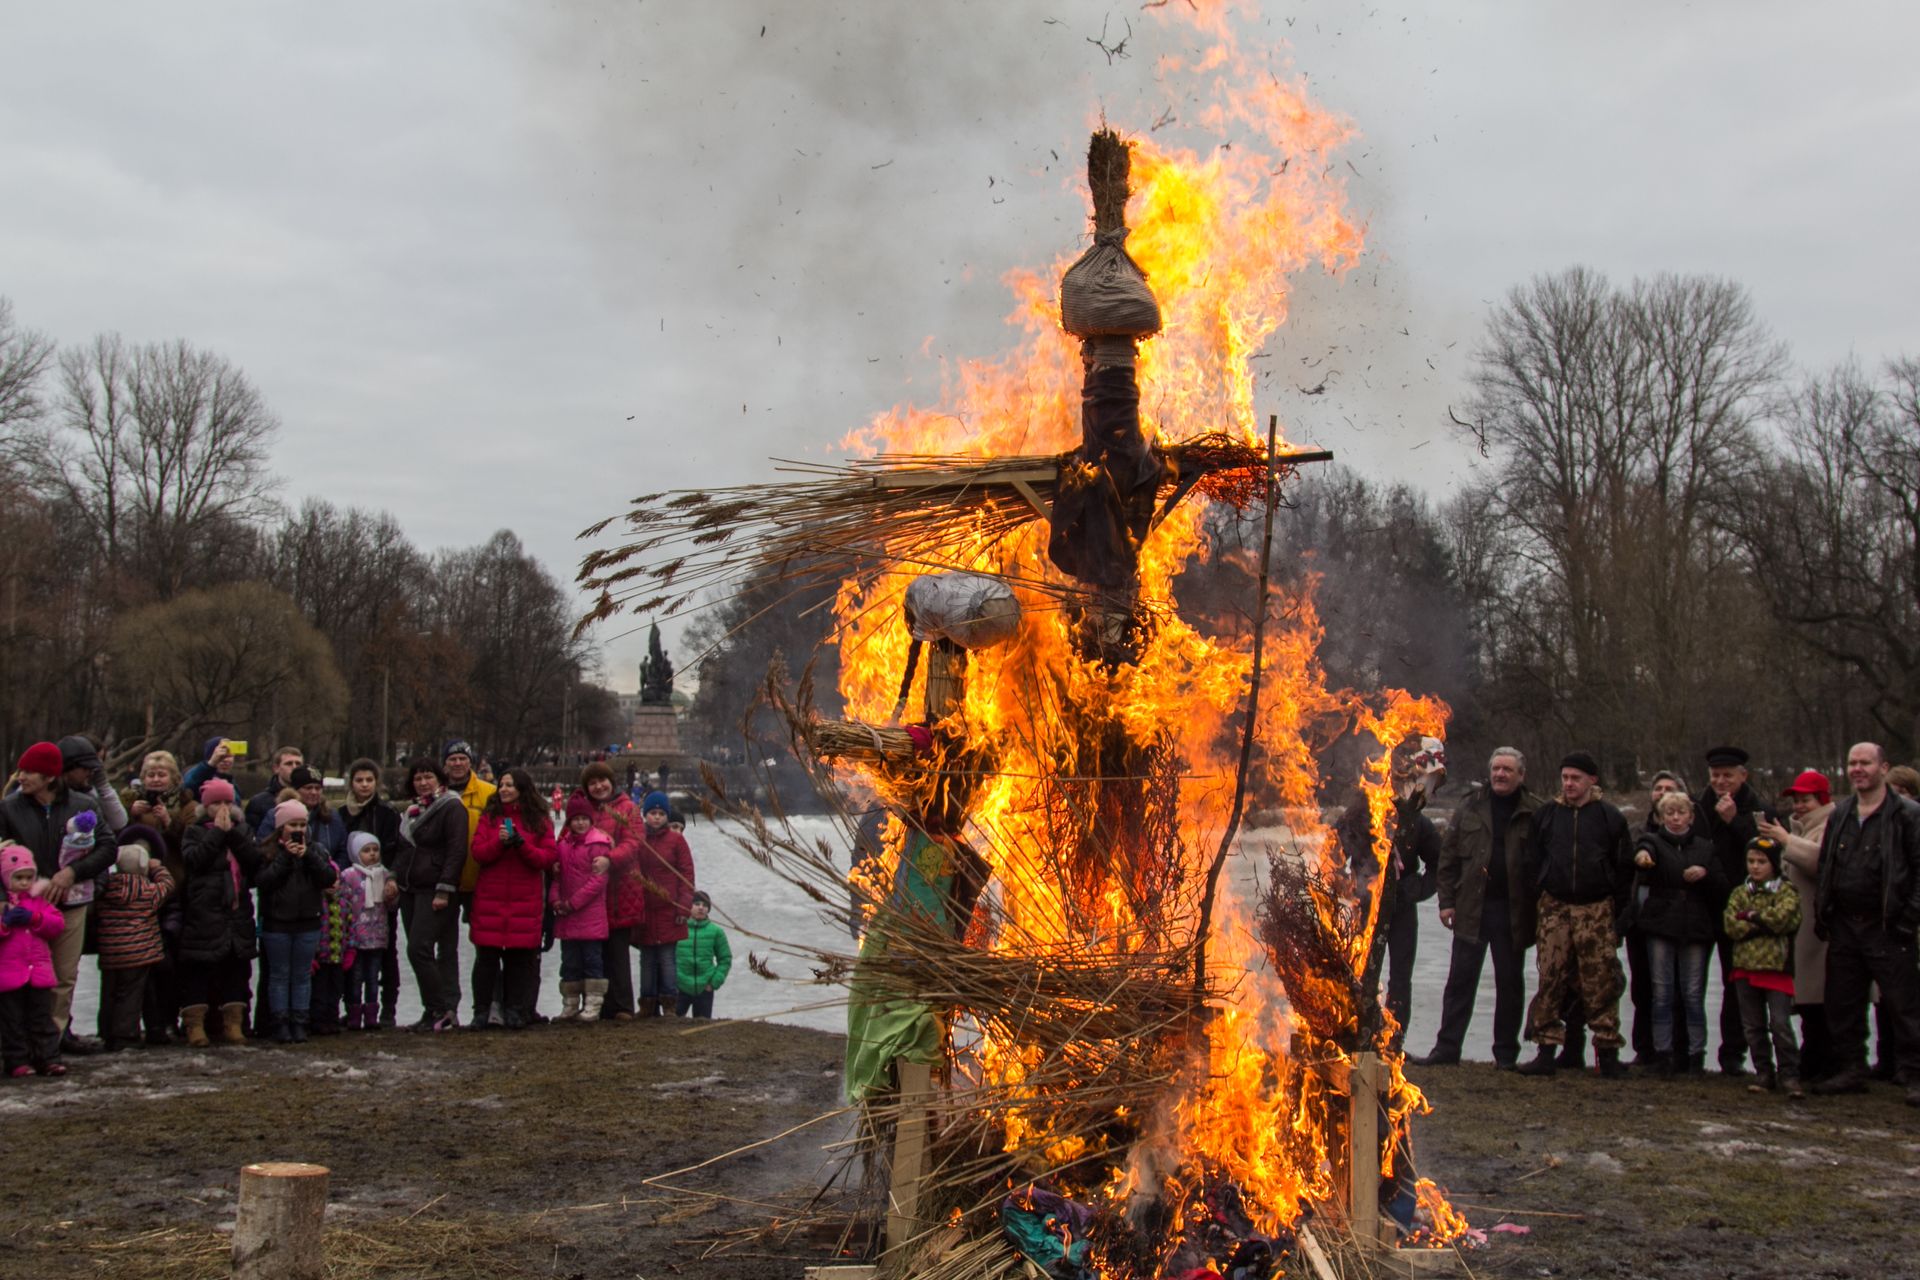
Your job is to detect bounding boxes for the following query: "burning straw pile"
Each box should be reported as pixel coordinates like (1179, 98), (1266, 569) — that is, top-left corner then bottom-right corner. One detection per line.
(580, 61), (1464, 1280)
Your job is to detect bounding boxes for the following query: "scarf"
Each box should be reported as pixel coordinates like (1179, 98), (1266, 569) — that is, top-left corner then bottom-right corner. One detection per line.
(357, 864), (390, 911)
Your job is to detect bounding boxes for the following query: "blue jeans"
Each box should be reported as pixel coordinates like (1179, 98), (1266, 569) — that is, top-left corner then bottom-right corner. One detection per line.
(560, 939), (604, 982)
(261, 930), (320, 1019)
(1646, 936), (1711, 1057)
(348, 949), (384, 1006)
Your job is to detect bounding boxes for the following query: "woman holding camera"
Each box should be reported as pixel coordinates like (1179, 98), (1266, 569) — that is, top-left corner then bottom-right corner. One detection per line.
(468, 769), (557, 1029)
(253, 799), (338, 1043)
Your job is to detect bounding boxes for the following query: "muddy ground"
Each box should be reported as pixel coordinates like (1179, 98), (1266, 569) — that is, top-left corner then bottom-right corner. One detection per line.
(2, 1027), (1916, 1279)
(1408, 1059), (1920, 1280)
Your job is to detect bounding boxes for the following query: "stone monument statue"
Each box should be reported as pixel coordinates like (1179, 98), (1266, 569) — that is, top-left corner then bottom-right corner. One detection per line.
(640, 623), (675, 705)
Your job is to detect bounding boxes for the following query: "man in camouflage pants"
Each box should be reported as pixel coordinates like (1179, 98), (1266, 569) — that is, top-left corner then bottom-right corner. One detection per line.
(1519, 752), (1633, 1078)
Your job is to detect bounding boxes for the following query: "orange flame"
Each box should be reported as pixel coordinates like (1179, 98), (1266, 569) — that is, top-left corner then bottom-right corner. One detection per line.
(828, 5), (1465, 1265)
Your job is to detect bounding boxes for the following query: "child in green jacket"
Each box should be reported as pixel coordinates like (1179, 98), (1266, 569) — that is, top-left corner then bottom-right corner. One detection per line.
(675, 891), (731, 1019)
(1724, 837), (1803, 1098)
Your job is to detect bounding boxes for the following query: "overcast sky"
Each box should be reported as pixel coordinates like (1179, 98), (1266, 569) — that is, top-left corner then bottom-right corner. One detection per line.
(4, 2), (1915, 690)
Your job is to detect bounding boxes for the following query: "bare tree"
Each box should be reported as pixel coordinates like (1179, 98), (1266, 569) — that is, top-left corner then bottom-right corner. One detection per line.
(1457, 268), (1787, 778)
(41, 334), (280, 600)
(106, 581), (349, 751)
(1742, 360), (1920, 757)
(0, 296), (55, 437)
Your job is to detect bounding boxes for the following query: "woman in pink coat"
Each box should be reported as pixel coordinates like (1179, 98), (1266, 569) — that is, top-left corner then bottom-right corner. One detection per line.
(467, 769), (558, 1030)
(0, 844), (67, 1076)
(575, 763), (643, 1021)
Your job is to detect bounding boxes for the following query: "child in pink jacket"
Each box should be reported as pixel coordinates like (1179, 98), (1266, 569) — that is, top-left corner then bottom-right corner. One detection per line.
(0, 843), (67, 1077)
(550, 796), (612, 1021)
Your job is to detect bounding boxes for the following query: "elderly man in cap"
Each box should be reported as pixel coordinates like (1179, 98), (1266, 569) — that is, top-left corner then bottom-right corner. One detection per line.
(1696, 746), (1776, 1076)
(1809, 743), (1920, 1104)
(1518, 751), (1634, 1078)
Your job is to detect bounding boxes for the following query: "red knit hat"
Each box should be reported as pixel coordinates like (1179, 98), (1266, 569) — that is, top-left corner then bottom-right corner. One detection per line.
(565, 794), (596, 823)
(1780, 769), (1832, 806)
(16, 742), (64, 777)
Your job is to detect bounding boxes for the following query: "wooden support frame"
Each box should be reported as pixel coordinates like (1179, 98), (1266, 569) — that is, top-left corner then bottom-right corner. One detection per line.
(884, 1059), (936, 1265)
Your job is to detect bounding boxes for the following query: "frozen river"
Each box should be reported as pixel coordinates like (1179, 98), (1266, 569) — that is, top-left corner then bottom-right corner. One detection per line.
(70, 816), (1739, 1061)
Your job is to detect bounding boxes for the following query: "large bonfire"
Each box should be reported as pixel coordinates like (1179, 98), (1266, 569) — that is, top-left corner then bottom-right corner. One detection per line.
(579, 6), (1462, 1276)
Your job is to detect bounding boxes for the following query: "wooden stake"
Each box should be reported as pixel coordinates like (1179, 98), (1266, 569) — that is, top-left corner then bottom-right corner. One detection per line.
(884, 1060), (935, 1264)
(232, 1161), (329, 1279)
(1348, 1051), (1385, 1250)
(923, 646), (968, 722)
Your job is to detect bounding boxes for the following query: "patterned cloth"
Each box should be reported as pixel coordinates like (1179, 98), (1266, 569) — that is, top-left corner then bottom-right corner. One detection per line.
(1525, 893), (1625, 1048)
(96, 866), (174, 970)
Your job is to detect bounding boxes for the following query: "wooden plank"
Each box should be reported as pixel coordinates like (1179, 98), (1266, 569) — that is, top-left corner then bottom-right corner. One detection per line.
(1296, 1224), (1339, 1280)
(803, 1268), (879, 1280)
(884, 1059), (935, 1259)
(1009, 476), (1053, 522)
(1349, 1051), (1384, 1250)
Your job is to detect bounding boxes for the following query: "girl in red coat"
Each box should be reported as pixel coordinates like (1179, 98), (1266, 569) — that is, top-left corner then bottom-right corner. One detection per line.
(467, 769), (558, 1030)
(635, 792), (695, 1019)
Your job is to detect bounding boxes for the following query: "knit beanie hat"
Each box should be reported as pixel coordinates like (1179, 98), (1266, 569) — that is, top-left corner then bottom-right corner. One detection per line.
(117, 845), (150, 875)
(0, 843), (34, 882)
(273, 799), (310, 831)
(16, 741), (64, 777)
(565, 794), (596, 823)
(58, 735), (101, 774)
(1560, 751), (1601, 778)
(199, 778), (237, 806)
(690, 889), (711, 908)
(288, 766), (319, 790)
(642, 790), (670, 816)
(1747, 836), (1783, 875)
(444, 740), (474, 762)
(347, 832), (381, 862)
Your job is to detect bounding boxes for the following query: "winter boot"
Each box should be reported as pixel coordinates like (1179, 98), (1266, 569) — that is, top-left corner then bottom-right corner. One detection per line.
(182, 1005), (211, 1049)
(1747, 1071), (1778, 1094)
(1596, 1048), (1627, 1079)
(581, 979), (609, 1022)
(558, 982), (583, 1021)
(1652, 1051), (1675, 1079)
(289, 1013), (309, 1044)
(220, 1003), (249, 1045)
(1782, 1075), (1805, 1100)
(1686, 1053), (1707, 1076)
(1516, 1047), (1558, 1077)
(272, 1015), (293, 1044)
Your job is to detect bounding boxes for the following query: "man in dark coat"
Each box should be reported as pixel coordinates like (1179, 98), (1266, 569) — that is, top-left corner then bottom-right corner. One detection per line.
(1518, 752), (1634, 1078)
(1416, 746), (1540, 1069)
(339, 758), (403, 1027)
(243, 745), (305, 833)
(1809, 742), (1920, 1104)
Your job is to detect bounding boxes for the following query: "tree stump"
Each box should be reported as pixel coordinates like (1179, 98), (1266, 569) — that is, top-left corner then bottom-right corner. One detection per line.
(232, 1161), (329, 1279)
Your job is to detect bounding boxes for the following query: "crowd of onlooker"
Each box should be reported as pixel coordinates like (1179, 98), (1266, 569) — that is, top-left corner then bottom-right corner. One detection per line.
(1378, 741), (1919, 1107)
(0, 737), (732, 1076)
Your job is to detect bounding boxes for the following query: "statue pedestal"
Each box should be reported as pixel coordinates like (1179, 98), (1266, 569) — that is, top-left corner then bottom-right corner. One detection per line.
(629, 703), (682, 757)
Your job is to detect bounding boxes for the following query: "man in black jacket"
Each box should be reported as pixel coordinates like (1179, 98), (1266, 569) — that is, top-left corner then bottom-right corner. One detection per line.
(339, 758), (403, 1027)
(1518, 752), (1633, 1078)
(1417, 747), (1540, 1068)
(244, 745), (305, 833)
(1695, 745), (1774, 1076)
(1809, 742), (1920, 1104)
(0, 741), (108, 1045)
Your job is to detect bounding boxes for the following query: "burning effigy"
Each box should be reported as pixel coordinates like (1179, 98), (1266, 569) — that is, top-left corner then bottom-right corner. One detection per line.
(577, 16), (1464, 1278)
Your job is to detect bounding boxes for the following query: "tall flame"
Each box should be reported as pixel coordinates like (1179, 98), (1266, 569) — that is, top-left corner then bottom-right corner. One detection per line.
(830, 5), (1458, 1268)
